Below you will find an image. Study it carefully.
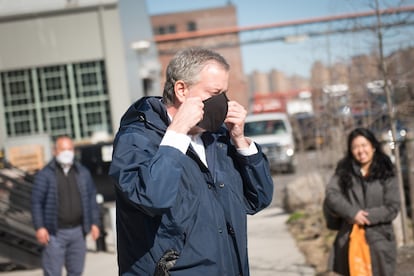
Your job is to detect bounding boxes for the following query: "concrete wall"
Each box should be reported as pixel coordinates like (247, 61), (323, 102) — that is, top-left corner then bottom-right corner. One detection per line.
(97, 6), (131, 132)
(0, 11), (103, 70)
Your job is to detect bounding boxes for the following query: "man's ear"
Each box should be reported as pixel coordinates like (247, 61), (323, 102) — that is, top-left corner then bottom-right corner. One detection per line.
(174, 80), (187, 103)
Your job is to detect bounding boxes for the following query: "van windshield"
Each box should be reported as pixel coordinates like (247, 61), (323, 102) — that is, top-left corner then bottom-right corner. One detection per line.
(244, 120), (287, 136)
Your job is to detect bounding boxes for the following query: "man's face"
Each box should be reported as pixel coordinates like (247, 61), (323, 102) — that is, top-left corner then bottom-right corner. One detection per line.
(186, 62), (229, 101)
(54, 137), (74, 156)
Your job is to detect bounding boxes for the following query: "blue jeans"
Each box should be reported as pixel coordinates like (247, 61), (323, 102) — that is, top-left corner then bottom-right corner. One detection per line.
(42, 226), (86, 276)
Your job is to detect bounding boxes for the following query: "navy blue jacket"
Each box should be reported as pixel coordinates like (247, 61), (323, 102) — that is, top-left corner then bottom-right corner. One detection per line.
(109, 97), (274, 276)
(31, 160), (100, 235)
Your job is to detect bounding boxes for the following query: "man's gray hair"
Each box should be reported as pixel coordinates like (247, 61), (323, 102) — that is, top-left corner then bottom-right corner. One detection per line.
(162, 47), (230, 105)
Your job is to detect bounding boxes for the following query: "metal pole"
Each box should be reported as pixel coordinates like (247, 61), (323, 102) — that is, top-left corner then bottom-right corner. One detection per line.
(405, 133), (414, 239)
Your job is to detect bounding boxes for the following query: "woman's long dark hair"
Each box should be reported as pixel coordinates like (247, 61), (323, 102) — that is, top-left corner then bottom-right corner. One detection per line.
(335, 127), (395, 189)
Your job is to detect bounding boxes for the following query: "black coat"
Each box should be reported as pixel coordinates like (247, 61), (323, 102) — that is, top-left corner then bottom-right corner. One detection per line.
(31, 160), (100, 235)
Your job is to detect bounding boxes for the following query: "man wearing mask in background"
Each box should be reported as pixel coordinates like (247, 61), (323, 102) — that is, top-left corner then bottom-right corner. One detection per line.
(109, 47), (274, 275)
(31, 135), (100, 276)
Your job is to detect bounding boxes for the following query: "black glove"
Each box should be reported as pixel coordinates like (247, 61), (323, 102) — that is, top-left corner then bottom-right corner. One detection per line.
(154, 249), (180, 276)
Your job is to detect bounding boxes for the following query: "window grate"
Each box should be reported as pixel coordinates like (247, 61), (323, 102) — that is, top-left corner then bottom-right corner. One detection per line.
(0, 60), (112, 140)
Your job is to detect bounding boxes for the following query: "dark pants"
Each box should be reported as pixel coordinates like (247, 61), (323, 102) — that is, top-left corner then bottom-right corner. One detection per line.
(42, 226), (86, 276)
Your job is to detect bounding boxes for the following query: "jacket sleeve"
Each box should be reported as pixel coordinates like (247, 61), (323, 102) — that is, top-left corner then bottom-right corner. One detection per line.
(365, 176), (400, 224)
(232, 143), (274, 214)
(31, 171), (47, 230)
(84, 169), (100, 226)
(324, 175), (360, 223)
(109, 131), (195, 216)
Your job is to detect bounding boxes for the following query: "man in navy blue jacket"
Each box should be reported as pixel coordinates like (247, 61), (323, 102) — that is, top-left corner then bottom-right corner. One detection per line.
(109, 47), (274, 275)
(31, 136), (100, 276)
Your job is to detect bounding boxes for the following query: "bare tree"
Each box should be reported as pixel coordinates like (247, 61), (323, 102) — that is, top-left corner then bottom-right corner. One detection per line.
(373, 0), (410, 244)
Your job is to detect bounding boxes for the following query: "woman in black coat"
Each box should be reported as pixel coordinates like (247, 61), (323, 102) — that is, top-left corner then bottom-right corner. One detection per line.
(324, 127), (400, 276)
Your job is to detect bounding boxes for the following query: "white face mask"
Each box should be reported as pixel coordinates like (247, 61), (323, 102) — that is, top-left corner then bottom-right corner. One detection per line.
(56, 150), (74, 166)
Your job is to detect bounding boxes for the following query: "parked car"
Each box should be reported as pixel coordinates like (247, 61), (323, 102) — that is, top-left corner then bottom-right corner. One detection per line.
(368, 114), (412, 217)
(244, 112), (296, 173)
(75, 142), (116, 202)
(368, 115), (407, 150)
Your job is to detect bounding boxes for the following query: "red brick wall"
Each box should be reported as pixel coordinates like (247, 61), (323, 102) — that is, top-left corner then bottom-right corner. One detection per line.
(151, 5), (248, 108)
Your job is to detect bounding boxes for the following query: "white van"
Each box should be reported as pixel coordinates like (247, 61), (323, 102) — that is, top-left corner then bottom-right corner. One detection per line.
(244, 112), (296, 173)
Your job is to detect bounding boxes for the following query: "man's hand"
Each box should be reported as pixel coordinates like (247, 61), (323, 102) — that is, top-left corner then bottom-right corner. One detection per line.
(168, 97), (204, 134)
(353, 210), (370, 226)
(225, 101), (249, 148)
(36, 227), (50, 245)
(90, 224), (100, 241)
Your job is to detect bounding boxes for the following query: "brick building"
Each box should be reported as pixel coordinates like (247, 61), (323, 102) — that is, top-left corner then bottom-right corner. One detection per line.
(150, 4), (249, 108)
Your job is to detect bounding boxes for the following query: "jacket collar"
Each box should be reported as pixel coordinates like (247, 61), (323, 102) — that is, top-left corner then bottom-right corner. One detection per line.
(119, 97), (169, 131)
(49, 159), (80, 173)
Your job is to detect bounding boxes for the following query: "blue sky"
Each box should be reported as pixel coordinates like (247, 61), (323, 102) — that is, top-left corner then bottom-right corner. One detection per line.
(145, 0), (414, 77)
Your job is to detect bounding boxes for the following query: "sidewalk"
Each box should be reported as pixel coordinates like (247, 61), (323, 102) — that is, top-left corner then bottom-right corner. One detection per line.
(247, 206), (315, 276)
(0, 206), (315, 276)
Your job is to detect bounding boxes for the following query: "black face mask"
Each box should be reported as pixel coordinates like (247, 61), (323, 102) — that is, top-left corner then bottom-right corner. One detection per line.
(197, 93), (229, 132)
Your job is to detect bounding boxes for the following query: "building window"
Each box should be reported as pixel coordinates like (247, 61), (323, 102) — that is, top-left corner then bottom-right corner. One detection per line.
(38, 65), (69, 102)
(0, 60), (112, 140)
(154, 26), (166, 35)
(187, 21), (197, 32)
(155, 25), (176, 35)
(2, 69), (34, 107)
(167, 24), (176, 34)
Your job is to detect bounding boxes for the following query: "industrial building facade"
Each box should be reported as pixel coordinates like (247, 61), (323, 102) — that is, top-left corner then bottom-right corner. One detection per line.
(0, 0), (160, 151)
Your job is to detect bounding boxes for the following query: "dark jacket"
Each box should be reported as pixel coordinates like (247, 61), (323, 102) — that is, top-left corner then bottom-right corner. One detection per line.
(324, 165), (400, 276)
(109, 97), (274, 276)
(31, 160), (100, 235)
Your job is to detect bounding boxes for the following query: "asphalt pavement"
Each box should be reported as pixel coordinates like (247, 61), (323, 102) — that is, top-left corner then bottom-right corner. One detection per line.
(1, 205), (315, 276)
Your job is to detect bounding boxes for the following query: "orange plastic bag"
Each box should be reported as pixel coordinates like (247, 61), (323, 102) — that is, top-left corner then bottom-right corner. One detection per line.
(349, 224), (372, 276)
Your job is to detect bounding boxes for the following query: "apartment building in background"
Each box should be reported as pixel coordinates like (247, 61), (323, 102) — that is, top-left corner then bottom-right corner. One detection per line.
(150, 4), (249, 108)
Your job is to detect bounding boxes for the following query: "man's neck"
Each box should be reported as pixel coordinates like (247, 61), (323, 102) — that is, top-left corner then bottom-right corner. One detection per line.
(166, 105), (178, 119)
